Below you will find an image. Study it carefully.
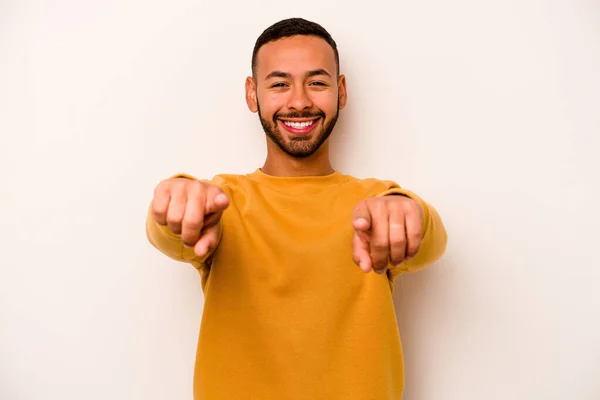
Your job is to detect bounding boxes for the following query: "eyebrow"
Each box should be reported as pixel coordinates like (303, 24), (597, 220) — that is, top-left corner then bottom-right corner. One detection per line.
(264, 69), (332, 80)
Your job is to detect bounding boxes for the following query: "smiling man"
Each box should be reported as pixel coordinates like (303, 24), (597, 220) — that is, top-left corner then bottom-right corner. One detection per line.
(146, 18), (447, 400)
(250, 35), (342, 163)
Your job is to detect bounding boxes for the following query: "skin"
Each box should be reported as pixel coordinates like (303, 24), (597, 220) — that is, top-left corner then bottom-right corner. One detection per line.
(245, 35), (345, 177)
(152, 34), (424, 274)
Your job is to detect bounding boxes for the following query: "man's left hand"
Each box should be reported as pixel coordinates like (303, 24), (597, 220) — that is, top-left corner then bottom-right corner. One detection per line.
(352, 195), (424, 274)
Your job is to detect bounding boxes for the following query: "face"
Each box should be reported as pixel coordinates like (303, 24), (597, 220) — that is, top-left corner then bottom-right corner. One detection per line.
(246, 35), (347, 158)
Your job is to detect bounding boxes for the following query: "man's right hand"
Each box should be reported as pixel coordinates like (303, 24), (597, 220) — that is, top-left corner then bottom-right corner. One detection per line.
(151, 177), (230, 258)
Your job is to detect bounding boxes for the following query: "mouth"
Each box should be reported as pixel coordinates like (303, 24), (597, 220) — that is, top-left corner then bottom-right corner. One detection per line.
(278, 118), (321, 135)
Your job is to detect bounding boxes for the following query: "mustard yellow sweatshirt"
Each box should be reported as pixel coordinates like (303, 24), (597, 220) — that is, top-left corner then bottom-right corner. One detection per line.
(146, 168), (447, 400)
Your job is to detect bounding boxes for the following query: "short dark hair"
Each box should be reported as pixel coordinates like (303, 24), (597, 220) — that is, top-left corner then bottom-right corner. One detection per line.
(251, 18), (340, 77)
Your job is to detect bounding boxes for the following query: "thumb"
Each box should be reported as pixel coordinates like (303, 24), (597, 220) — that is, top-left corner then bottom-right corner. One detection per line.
(205, 187), (230, 215)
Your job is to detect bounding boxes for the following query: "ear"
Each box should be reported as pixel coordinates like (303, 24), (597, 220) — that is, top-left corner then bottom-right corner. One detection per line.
(337, 74), (347, 110)
(245, 76), (258, 113)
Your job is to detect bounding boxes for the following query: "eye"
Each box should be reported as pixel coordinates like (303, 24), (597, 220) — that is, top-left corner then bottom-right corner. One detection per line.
(309, 81), (327, 86)
(270, 82), (288, 88)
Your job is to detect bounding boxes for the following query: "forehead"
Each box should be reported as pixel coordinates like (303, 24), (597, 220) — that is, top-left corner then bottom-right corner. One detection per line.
(255, 35), (336, 78)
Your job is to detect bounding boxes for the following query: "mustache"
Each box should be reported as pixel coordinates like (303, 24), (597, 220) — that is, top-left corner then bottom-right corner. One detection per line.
(274, 110), (325, 123)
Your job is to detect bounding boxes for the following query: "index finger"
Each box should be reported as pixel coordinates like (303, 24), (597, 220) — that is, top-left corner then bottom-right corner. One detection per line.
(352, 200), (372, 232)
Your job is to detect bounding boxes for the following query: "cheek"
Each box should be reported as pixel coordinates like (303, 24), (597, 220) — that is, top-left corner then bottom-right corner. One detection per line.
(312, 92), (339, 115)
(260, 93), (286, 117)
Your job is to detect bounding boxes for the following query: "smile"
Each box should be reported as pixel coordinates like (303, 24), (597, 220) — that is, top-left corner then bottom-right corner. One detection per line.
(278, 118), (320, 135)
(282, 120), (316, 129)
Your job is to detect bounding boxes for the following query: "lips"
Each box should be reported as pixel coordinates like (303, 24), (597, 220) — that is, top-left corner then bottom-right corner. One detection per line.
(278, 118), (320, 135)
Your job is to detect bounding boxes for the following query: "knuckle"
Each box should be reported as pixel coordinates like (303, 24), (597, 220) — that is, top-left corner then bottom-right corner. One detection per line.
(370, 237), (388, 249)
(191, 179), (207, 191)
(197, 236), (217, 254)
(181, 237), (197, 247)
(205, 237), (217, 249)
(371, 249), (387, 259)
(371, 199), (386, 213)
(390, 236), (406, 247)
(153, 213), (166, 226)
(390, 254), (405, 266)
(154, 180), (170, 195)
(371, 242), (388, 251)
(166, 213), (182, 226)
(409, 224), (423, 235)
(169, 184), (184, 199)
(407, 229), (423, 245)
(408, 243), (421, 255)
(390, 258), (402, 266)
(374, 267), (387, 275)
(197, 179), (212, 189)
(407, 198), (419, 209)
(387, 197), (401, 209)
(151, 203), (165, 219)
(182, 216), (203, 230)
(354, 200), (366, 214)
(407, 201), (421, 215)
(391, 247), (406, 257)
(192, 183), (210, 202)
(184, 182), (200, 198)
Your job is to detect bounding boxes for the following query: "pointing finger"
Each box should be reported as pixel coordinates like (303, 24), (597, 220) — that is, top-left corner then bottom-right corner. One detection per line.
(194, 223), (222, 259)
(352, 200), (372, 232)
(352, 231), (372, 273)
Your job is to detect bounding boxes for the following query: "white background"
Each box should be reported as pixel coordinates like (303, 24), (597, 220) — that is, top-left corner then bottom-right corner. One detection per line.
(1, 1), (599, 399)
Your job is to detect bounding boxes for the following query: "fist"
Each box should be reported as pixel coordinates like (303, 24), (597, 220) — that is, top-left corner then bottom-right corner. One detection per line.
(352, 195), (424, 274)
(151, 177), (229, 258)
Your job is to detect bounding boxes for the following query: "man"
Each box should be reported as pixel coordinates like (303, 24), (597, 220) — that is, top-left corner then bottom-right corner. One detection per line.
(146, 17), (447, 400)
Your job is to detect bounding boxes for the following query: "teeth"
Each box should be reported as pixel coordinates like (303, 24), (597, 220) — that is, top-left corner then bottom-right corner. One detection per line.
(283, 120), (315, 129)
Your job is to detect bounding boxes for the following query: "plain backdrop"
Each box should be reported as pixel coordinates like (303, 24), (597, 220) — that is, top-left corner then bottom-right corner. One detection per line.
(1, 0), (599, 399)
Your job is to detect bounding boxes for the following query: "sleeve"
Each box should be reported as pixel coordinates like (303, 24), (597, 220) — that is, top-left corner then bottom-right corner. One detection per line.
(145, 173), (226, 272)
(376, 182), (448, 284)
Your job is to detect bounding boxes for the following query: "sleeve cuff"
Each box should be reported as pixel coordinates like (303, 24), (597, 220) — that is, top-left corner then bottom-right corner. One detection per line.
(171, 173), (198, 180)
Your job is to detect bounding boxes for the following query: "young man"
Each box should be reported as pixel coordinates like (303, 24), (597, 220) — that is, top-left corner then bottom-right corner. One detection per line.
(146, 18), (447, 400)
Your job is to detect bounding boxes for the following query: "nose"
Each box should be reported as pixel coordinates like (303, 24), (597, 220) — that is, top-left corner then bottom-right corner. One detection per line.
(286, 85), (313, 111)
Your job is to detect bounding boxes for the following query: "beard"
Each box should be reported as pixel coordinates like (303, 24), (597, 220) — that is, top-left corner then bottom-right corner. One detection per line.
(257, 101), (339, 158)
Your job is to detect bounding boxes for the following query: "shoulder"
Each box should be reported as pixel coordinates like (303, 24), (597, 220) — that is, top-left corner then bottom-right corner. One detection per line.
(341, 173), (403, 196)
(211, 172), (254, 189)
(209, 172), (264, 200)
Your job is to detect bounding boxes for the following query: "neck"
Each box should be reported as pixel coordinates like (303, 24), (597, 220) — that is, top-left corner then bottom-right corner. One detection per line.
(261, 141), (334, 177)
